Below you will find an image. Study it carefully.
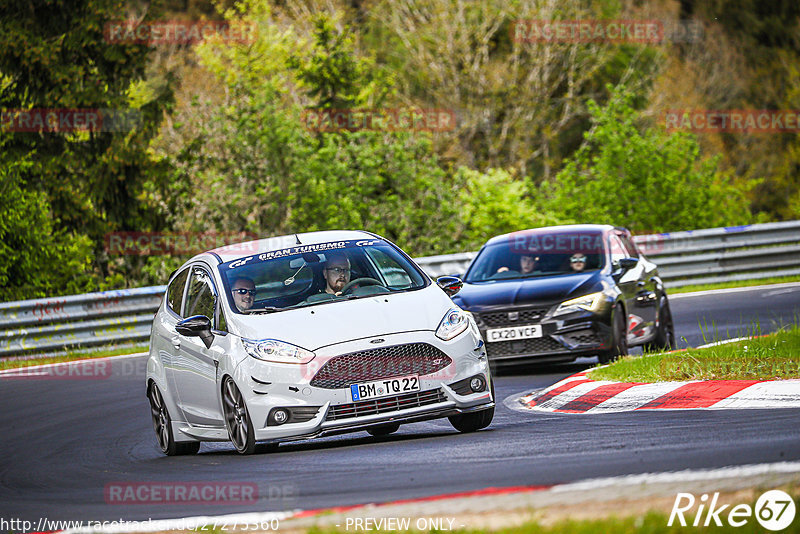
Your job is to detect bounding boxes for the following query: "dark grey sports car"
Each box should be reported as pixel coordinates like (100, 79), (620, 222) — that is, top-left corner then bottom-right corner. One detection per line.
(447, 224), (675, 367)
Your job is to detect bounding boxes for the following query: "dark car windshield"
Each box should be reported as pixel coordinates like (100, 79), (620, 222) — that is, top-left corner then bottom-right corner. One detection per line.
(465, 229), (606, 283)
(219, 239), (428, 313)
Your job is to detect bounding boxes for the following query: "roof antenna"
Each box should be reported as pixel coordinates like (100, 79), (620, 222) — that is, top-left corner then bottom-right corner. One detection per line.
(295, 234), (302, 245)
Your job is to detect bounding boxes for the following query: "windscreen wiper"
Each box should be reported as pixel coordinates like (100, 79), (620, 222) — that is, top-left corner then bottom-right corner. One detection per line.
(243, 307), (282, 314)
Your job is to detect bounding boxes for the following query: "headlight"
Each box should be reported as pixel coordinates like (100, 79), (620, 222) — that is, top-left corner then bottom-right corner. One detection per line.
(553, 292), (605, 316)
(242, 339), (316, 364)
(436, 308), (470, 340)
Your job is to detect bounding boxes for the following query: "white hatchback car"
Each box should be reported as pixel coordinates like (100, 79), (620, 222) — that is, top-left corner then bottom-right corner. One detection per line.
(147, 230), (494, 454)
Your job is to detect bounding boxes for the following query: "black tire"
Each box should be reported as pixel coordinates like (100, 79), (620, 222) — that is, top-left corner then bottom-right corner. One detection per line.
(449, 380), (495, 433)
(367, 423), (400, 436)
(598, 304), (628, 364)
(449, 407), (494, 433)
(148, 383), (200, 456)
(645, 296), (676, 352)
(222, 377), (257, 455)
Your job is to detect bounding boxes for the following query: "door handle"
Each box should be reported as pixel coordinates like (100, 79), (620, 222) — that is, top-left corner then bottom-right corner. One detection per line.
(171, 336), (181, 350)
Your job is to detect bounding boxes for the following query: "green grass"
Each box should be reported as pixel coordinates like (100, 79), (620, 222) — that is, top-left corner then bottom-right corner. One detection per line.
(589, 326), (800, 382)
(667, 274), (800, 294)
(0, 344), (149, 370)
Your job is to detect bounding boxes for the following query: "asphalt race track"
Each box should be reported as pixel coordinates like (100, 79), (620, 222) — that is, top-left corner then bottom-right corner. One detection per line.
(1, 285), (799, 524)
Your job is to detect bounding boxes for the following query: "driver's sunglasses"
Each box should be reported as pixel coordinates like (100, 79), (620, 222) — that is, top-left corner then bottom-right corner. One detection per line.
(233, 288), (257, 296)
(570, 256), (587, 263)
(325, 267), (351, 275)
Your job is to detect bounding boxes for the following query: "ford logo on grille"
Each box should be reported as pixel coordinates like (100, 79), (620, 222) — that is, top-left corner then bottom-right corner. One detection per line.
(370, 338), (385, 344)
(508, 311), (519, 321)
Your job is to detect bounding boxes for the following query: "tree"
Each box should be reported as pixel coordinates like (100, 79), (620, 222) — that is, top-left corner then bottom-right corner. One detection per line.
(543, 86), (752, 233)
(0, 142), (95, 301)
(0, 0), (175, 296)
(365, 0), (662, 178)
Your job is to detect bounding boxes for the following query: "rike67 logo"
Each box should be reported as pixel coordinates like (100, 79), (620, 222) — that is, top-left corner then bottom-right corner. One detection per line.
(669, 490), (796, 530)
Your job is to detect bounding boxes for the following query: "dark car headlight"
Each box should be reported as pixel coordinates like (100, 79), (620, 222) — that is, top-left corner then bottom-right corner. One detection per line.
(553, 292), (605, 317)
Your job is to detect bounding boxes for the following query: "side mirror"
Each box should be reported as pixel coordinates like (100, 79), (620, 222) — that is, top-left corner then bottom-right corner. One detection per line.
(618, 257), (639, 270)
(176, 315), (214, 349)
(436, 276), (463, 297)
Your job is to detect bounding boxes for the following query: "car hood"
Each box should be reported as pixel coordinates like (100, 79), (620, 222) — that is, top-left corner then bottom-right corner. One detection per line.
(453, 271), (604, 311)
(229, 285), (452, 351)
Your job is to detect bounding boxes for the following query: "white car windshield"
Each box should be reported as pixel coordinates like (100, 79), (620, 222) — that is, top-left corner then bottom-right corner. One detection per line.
(219, 239), (428, 313)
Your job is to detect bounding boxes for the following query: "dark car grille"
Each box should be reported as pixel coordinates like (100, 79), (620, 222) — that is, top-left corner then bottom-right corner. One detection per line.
(326, 389), (447, 421)
(310, 343), (452, 389)
(562, 329), (602, 346)
(485, 336), (566, 358)
(476, 308), (549, 328)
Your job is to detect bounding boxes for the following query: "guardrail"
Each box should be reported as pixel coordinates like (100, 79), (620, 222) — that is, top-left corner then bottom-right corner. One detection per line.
(0, 287), (165, 357)
(2, 221), (799, 357)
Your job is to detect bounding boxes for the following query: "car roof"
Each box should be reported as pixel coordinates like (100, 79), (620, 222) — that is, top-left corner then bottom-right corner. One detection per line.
(197, 229), (379, 264)
(482, 224), (623, 247)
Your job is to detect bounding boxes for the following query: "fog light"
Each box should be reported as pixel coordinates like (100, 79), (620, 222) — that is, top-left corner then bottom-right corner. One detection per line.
(470, 377), (486, 392)
(269, 408), (290, 425)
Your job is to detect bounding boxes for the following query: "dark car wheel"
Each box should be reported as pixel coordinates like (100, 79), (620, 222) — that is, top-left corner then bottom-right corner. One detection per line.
(222, 377), (257, 455)
(599, 304), (628, 364)
(645, 296), (676, 352)
(148, 382), (200, 456)
(367, 423), (401, 436)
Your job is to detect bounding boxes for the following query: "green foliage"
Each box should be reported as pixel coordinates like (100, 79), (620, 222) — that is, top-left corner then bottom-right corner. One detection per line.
(161, 10), (460, 256)
(455, 168), (561, 250)
(543, 86), (752, 233)
(288, 14), (388, 109)
(3, 0), (797, 302)
(0, 145), (96, 301)
(0, 0), (175, 297)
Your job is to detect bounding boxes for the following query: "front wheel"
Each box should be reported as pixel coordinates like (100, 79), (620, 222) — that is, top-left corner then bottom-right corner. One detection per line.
(645, 297), (675, 352)
(222, 377), (256, 455)
(449, 407), (494, 433)
(148, 383), (200, 456)
(598, 304), (628, 364)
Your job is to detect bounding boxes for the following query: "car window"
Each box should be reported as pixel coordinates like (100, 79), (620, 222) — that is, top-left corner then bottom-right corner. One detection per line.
(185, 267), (218, 327)
(618, 233), (640, 258)
(365, 248), (414, 288)
(217, 307), (228, 333)
(166, 268), (190, 316)
(609, 235), (628, 263)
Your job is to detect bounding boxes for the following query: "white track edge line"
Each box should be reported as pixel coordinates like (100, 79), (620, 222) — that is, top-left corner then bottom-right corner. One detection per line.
(669, 281), (800, 299)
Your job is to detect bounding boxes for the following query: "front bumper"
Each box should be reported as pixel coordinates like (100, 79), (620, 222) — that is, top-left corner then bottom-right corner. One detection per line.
(474, 305), (614, 364)
(231, 330), (493, 442)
